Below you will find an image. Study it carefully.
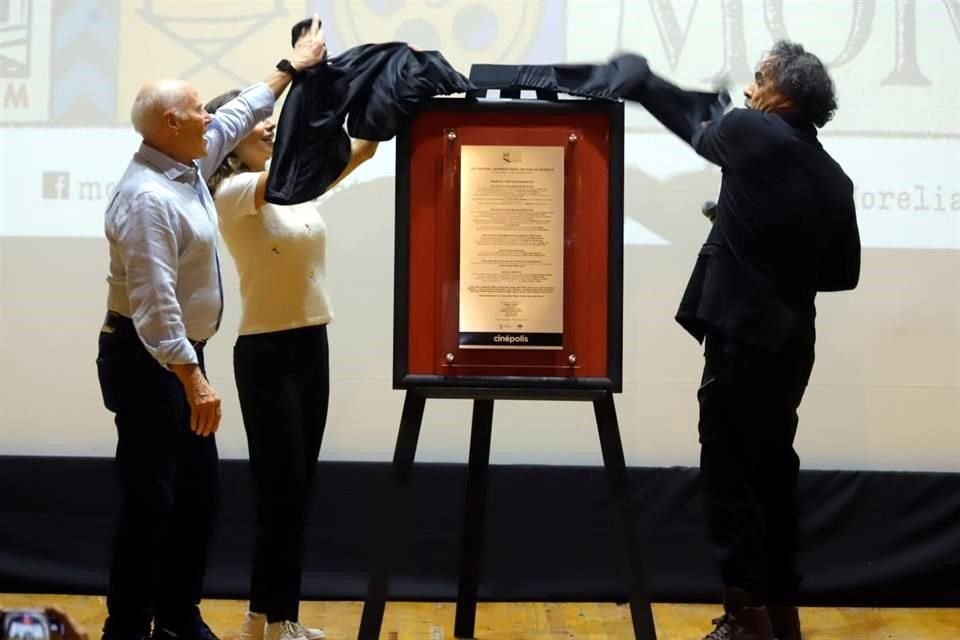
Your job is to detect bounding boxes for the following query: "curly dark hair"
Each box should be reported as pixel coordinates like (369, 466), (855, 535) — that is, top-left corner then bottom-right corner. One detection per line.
(764, 40), (837, 128)
(203, 88), (250, 193)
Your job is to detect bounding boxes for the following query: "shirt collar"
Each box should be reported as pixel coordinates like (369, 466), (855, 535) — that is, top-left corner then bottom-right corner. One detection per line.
(778, 110), (818, 138)
(136, 142), (200, 182)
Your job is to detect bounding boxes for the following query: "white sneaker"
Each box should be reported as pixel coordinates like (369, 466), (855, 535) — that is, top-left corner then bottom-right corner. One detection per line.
(264, 621), (325, 640)
(294, 622), (325, 640)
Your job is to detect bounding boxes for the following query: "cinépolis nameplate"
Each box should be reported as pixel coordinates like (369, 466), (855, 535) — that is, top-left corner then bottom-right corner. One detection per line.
(458, 145), (564, 349)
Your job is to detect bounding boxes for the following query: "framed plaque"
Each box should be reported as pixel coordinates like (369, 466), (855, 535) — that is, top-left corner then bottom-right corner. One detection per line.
(393, 98), (624, 392)
(458, 144), (565, 350)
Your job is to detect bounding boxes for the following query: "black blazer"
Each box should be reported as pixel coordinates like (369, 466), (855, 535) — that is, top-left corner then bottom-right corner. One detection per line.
(632, 70), (861, 352)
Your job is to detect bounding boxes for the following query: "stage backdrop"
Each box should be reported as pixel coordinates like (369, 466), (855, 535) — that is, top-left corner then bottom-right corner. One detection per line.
(0, 0), (957, 472)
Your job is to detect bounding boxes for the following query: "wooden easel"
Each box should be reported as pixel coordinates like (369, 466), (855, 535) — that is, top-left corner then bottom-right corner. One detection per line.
(356, 387), (658, 640)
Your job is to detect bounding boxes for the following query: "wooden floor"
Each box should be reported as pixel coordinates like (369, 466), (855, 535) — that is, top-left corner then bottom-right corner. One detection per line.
(2, 595), (958, 640)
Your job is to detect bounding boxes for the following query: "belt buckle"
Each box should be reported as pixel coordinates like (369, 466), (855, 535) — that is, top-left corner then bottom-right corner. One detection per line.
(102, 310), (123, 333)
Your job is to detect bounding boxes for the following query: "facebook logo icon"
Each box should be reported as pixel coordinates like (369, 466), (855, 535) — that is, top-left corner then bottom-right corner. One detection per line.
(42, 172), (69, 199)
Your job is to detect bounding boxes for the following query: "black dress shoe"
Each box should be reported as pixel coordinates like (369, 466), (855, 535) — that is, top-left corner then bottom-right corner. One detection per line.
(703, 588), (776, 640)
(150, 618), (219, 640)
(703, 608), (776, 640)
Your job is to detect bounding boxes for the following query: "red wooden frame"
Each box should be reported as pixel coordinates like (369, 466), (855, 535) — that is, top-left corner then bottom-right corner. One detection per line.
(404, 107), (612, 381)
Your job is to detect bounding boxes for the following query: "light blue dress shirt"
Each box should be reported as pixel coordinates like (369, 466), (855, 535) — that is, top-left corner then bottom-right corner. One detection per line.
(104, 83), (274, 367)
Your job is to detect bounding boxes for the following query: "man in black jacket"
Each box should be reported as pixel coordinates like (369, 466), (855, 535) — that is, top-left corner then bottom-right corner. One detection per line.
(633, 41), (860, 640)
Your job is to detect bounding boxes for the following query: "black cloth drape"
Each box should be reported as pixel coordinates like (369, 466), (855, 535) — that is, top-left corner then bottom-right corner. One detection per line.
(265, 42), (473, 205)
(265, 31), (718, 206)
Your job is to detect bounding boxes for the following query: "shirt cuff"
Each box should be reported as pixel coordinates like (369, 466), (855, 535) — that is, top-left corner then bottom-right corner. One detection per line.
(153, 336), (200, 369)
(240, 82), (276, 121)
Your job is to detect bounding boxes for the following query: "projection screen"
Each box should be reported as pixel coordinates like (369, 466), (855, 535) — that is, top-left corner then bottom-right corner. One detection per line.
(0, 0), (956, 470)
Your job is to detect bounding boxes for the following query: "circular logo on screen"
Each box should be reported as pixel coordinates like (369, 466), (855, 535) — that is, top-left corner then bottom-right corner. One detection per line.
(332, 0), (542, 71)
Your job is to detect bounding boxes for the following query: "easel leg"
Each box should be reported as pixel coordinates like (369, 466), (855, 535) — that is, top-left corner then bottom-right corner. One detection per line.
(454, 398), (495, 639)
(594, 393), (658, 640)
(357, 390), (427, 640)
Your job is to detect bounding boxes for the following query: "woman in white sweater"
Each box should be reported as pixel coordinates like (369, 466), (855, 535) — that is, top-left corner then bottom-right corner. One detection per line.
(204, 89), (377, 640)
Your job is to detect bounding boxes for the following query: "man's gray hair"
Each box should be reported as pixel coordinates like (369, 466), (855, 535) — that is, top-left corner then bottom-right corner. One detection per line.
(130, 80), (189, 137)
(765, 40), (837, 128)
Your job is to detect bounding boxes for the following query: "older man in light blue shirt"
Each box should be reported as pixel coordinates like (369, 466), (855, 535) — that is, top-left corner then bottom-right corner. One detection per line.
(105, 82), (273, 370)
(95, 17), (327, 640)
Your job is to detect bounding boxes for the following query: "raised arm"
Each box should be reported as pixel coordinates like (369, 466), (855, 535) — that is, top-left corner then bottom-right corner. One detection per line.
(325, 139), (379, 192)
(263, 14), (327, 98)
(627, 66), (733, 167)
(200, 84), (276, 179)
(231, 140), (379, 211)
(200, 15), (328, 180)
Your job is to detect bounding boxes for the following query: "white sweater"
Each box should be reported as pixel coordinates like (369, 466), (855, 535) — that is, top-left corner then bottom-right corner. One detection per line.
(215, 171), (333, 336)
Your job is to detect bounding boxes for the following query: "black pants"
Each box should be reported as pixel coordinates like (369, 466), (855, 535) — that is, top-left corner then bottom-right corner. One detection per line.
(697, 332), (815, 603)
(96, 312), (219, 634)
(234, 325), (330, 622)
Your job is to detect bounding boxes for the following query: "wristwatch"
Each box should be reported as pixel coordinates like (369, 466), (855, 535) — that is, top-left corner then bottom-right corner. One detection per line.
(276, 58), (299, 77)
